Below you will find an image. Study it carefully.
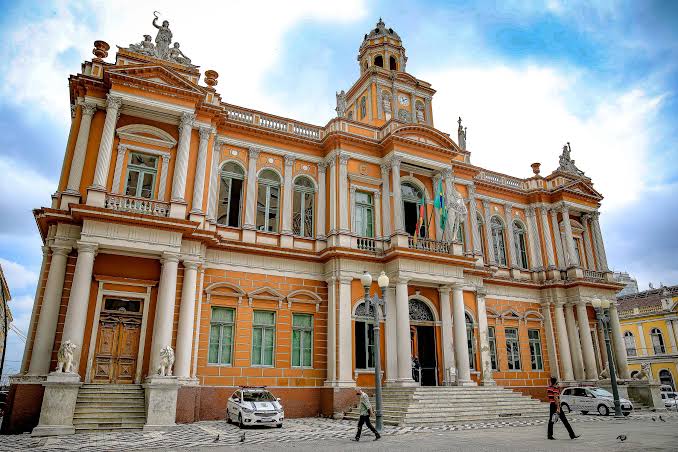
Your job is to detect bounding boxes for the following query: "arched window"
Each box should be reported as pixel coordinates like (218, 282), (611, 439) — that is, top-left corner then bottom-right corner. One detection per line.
(477, 214), (486, 256)
(256, 169), (280, 232)
(389, 56), (397, 70)
(292, 176), (314, 238)
(466, 313), (476, 369)
(374, 55), (384, 68)
(217, 162), (244, 227)
(659, 369), (675, 391)
(650, 328), (666, 354)
(490, 217), (507, 266)
(401, 182), (427, 238)
(623, 331), (637, 356)
(513, 221), (528, 269)
(354, 301), (375, 369)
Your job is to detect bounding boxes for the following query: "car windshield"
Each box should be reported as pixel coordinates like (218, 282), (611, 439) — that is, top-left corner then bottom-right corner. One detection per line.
(242, 390), (275, 402)
(666, 393), (677, 399)
(589, 388), (613, 398)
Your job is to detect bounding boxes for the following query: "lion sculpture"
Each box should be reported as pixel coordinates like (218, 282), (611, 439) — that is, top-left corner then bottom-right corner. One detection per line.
(633, 362), (651, 381)
(598, 366), (610, 380)
(56, 340), (77, 373)
(157, 345), (175, 376)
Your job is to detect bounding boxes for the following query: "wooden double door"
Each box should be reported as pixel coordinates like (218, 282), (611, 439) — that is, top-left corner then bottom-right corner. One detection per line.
(91, 298), (143, 384)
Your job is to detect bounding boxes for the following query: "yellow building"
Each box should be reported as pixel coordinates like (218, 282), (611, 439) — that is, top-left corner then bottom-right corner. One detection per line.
(618, 285), (678, 390)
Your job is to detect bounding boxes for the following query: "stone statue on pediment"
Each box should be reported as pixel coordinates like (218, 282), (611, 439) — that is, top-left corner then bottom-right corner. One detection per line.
(125, 13), (196, 67)
(457, 117), (467, 150)
(168, 42), (191, 65)
(129, 34), (155, 56)
(558, 142), (585, 176)
(335, 90), (346, 117)
(152, 12), (172, 59)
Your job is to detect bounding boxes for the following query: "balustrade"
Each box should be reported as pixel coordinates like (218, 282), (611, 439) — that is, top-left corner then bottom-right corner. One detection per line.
(583, 269), (605, 280)
(105, 194), (170, 217)
(407, 236), (451, 254)
(356, 237), (376, 252)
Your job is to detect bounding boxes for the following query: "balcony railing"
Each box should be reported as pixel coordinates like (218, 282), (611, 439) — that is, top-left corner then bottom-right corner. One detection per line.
(356, 237), (377, 252)
(583, 269), (605, 280)
(476, 171), (526, 190)
(105, 194), (170, 217)
(224, 105), (323, 141)
(408, 236), (452, 254)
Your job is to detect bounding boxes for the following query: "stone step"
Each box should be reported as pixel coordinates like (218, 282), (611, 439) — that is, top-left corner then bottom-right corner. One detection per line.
(74, 409), (145, 417)
(77, 395), (145, 401)
(73, 416), (146, 424)
(75, 406), (145, 414)
(74, 423), (145, 431)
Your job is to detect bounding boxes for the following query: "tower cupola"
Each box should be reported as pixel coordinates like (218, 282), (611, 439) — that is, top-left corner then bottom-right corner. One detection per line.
(358, 18), (407, 75)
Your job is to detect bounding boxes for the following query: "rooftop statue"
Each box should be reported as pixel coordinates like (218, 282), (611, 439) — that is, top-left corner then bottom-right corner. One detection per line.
(335, 90), (346, 117)
(558, 142), (585, 176)
(126, 12), (195, 67)
(457, 117), (467, 150)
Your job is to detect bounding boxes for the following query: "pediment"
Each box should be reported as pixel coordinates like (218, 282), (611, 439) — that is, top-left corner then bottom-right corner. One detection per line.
(248, 286), (284, 300)
(391, 125), (455, 149)
(107, 65), (204, 94)
(561, 179), (602, 199)
(117, 124), (177, 148)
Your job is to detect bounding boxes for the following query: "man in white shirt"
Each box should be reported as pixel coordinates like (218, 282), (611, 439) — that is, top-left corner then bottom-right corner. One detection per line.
(353, 387), (381, 441)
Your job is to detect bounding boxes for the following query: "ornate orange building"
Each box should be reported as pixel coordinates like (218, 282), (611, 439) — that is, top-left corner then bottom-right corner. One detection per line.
(4, 18), (629, 434)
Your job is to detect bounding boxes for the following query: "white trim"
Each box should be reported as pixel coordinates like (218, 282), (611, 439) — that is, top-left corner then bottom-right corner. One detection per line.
(84, 284), (151, 384)
(218, 136), (323, 163)
(407, 294), (440, 323)
(117, 124), (177, 148)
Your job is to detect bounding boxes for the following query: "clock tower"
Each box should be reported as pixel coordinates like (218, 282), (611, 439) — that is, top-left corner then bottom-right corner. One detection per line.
(337, 19), (436, 128)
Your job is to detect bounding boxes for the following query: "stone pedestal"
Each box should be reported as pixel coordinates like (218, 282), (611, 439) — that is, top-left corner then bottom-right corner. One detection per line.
(627, 380), (666, 411)
(598, 379), (630, 399)
(242, 228), (256, 243)
(392, 233), (410, 248)
(169, 201), (187, 219)
(280, 233), (294, 248)
(566, 267), (584, 279)
(143, 376), (179, 431)
(188, 212), (205, 226)
(59, 192), (81, 210)
(547, 268), (561, 281)
(31, 373), (81, 437)
(86, 188), (106, 208)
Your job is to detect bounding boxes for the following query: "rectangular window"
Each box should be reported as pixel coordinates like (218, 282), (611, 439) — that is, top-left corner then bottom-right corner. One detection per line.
(488, 326), (498, 370)
(252, 311), (275, 366)
(528, 329), (543, 370)
(354, 320), (375, 369)
(354, 192), (374, 238)
(505, 327), (521, 370)
(208, 307), (234, 365)
(125, 152), (158, 199)
(292, 314), (313, 368)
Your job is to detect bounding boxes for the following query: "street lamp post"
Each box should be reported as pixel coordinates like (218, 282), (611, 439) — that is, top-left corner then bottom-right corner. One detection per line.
(360, 271), (389, 433)
(591, 297), (624, 418)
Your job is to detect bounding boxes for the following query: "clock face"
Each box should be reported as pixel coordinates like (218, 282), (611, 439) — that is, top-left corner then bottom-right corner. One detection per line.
(398, 95), (409, 106)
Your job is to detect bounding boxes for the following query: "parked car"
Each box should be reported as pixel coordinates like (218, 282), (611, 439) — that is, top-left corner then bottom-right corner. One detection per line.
(560, 387), (633, 416)
(226, 387), (284, 428)
(660, 391), (677, 408)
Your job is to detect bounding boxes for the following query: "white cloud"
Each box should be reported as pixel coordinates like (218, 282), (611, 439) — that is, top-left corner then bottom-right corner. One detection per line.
(0, 259), (38, 292)
(423, 64), (663, 213)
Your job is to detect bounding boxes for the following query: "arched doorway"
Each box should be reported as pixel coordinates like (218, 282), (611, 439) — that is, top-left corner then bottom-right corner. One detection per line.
(659, 369), (675, 391)
(408, 298), (438, 386)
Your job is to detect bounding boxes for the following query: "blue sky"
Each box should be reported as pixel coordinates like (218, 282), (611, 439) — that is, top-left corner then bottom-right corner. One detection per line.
(0, 0), (676, 377)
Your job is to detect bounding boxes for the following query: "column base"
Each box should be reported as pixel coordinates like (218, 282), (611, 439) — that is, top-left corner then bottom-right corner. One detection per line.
(566, 267), (584, 279)
(143, 376), (179, 431)
(177, 377), (200, 386)
(31, 372), (81, 437)
(547, 269), (561, 281)
(169, 201), (188, 219)
(391, 233), (410, 248)
(242, 228), (256, 243)
(280, 234), (294, 248)
(456, 379), (477, 387)
(323, 379), (356, 388)
(480, 379), (496, 386)
(59, 191), (81, 210)
(390, 379), (419, 387)
(86, 187), (106, 207)
(188, 212), (205, 225)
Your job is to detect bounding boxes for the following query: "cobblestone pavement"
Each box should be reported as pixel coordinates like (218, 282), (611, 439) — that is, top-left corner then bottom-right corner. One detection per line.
(1, 412), (676, 451)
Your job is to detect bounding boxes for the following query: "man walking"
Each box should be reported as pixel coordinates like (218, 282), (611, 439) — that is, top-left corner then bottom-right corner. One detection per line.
(547, 377), (579, 440)
(353, 387), (381, 442)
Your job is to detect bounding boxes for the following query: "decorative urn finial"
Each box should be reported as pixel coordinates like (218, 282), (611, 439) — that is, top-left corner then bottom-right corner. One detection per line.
(531, 162), (541, 175)
(204, 70), (219, 88)
(92, 40), (110, 61)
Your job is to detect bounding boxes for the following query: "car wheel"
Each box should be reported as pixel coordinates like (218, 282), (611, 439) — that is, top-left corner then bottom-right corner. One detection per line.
(238, 413), (244, 429)
(623, 412), (630, 417)
(276, 423), (283, 428)
(561, 403), (571, 413)
(226, 411), (232, 424)
(597, 404), (609, 416)
(581, 411), (589, 415)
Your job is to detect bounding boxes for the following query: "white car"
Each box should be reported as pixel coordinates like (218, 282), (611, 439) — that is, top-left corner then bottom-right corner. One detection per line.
(660, 391), (677, 408)
(560, 387), (633, 416)
(226, 387), (284, 428)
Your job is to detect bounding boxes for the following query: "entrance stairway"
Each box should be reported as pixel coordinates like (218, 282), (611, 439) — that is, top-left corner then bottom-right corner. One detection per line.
(344, 386), (548, 426)
(73, 384), (146, 432)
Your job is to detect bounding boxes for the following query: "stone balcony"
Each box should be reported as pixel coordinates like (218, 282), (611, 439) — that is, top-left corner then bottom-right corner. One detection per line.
(104, 194), (170, 217)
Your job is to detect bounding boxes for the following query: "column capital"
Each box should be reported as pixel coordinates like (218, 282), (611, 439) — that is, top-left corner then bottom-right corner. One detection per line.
(475, 286), (487, 298)
(317, 161), (327, 174)
(467, 184), (476, 197)
(390, 156), (402, 169)
(105, 94), (123, 110)
(198, 126), (212, 140)
(374, 190), (381, 199)
(590, 210), (601, 221)
(441, 167), (453, 180)
(50, 245), (72, 256)
(558, 203), (570, 215)
(325, 157), (336, 168)
(160, 251), (180, 265)
(284, 154), (296, 167)
(438, 285), (451, 295)
(392, 276), (410, 285)
(338, 152), (350, 165)
(182, 259), (201, 270)
(380, 162), (390, 175)
(76, 241), (98, 255)
(525, 206), (536, 217)
(482, 199), (490, 211)
(179, 112), (196, 130)
(349, 185), (357, 194)
(81, 102), (98, 116)
(248, 147), (261, 160)
(338, 275), (353, 284)
(160, 153), (171, 163)
(554, 300), (566, 308)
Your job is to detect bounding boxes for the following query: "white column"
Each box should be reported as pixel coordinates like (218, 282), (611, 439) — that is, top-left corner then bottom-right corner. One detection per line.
(581, 214), (595, 270)
(468, 186), (482, 256)
(576, 301), (598, 380)
(590, 211), (609, 271)
(374, 192), (382, 239)
(175, 260), (199, 379)
(349, 186), (357, 233)
(190, 127), (211, 214)
(206, 139), (223, 223)
(21, 246), (49, 373)
(540, 207), (556, 269)
(525, 207), (543, 270)
(281, 155), (296, 235)
(64, 102), (97, 194)
(669, 320), (678, 354)
(442, 169), (455, 240)
(91, 95), (122, 190)
(324, 276), (337, 385)
(61, 242), (98, 374)
(338, 153), (350, 232)
(316, 163), (326, 239)
(541, 303), (560, 378)
(504, 203), (517, 267)
(560, 205), (578, 268)
(111, 144), (128, 194)
(637, 323), (648, 356)
(475, 288), (494, 385)
(395, 278), (414, 384)
(243, 148), (260, 230)
(384, 285), (398, 383)
(608, 303), (630, 379)
(159, 155), (170, 202)
(564, 303), (585, 380)
(337, 276), (354, 385)
(170, 113), (196, 202)
(439, 286), (455, 384)
(149, 252), (179, 375)
(550, 209), (566, 269)
(328, 159), (337, 234)
(597, 322), (609, 370)
(452, 284), (474, 385)
(380, 163), (391, 238)
(554, 302), (574, 381)
(482, 200), (496, 265)
(28, 245), (72, 375)
(391, 157), (404, 233)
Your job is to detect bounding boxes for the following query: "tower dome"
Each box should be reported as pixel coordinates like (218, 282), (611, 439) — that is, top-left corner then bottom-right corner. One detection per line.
(358, 18), (407, 74)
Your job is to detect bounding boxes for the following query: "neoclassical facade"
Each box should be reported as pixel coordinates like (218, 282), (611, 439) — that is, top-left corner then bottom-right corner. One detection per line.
(4, 18), (629, 432)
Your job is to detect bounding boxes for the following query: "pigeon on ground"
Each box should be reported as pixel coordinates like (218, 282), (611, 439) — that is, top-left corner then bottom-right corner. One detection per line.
(652, 417), (656, 421)
(213, 434), (220, 442)
(617, 435), (627, 442)
(240, 432), (246, 443)
(659, 416), (665, 422)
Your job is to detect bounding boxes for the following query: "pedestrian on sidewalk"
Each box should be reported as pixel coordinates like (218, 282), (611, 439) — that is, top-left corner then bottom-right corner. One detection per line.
(353, 387), (381, 442)
(547, 377), (579, 440)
